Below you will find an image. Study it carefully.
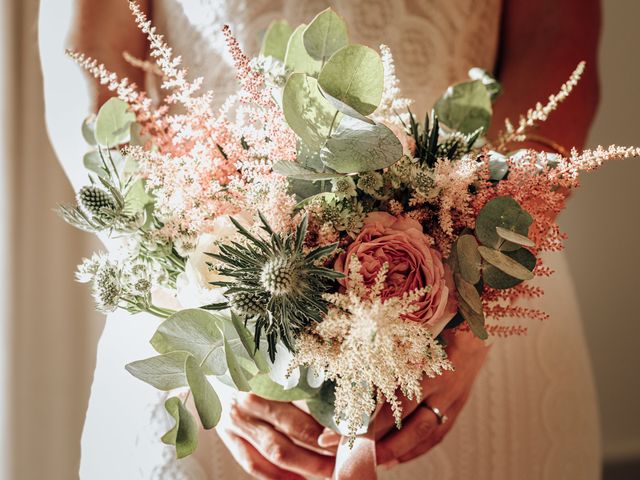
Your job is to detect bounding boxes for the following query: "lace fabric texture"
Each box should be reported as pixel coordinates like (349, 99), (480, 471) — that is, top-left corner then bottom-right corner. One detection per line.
(79, 1), (601, 478)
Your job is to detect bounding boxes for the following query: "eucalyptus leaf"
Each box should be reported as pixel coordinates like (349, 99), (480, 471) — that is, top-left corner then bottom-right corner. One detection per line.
(260, 20), (294, 61)
(302, 8), (349, 62)
(321, 116), (402, 173)
(123, 179), (152, 216)
(495, 227), (535, 247)
(223, 336), (252, 391)
(161, 397), (198, 458)
(184, 355), (221, 429)
(284, 25), (321, 76)
(434, 80), (492, 134)
(248, 373), (317, 401)
(83, 151), (108, 178)
(150, 309), (225, 375)
(456, 234), (481, 284)
(454, 273), (483, 314)
(95, 97), (135, 147)
(282, 73), (338, 149)
(488, 151), (509, 180)
(317, 44), (383, 117)
(125, 351), (189, 391)
(458, 297), (488, 340)
(483, 248), (536, 289)
(231, 312), (269, 373)
(478, 246), (534, 281)
(81, 114), (97, 146)
(273, 160), (344, 180)
(475, 196), (533, 251)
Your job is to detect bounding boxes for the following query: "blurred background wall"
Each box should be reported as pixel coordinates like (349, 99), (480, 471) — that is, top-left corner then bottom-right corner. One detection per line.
(0, 0), (638, 479)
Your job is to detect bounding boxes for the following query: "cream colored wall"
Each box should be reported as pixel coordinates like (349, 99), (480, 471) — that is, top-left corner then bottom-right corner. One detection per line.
(561, 0), (640, 462)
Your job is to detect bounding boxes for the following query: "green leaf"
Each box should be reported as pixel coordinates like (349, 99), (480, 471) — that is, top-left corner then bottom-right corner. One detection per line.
(95, 97), (135, 147)
(475, 196), (533, 251)
(495, 227), (535, 247)
(282, 73), (338, 149)
(318, 45), (384, 117)
(260, 20), (294, 61)
(483, 248), (536, 289)
(161, 397), (198, 458)
(284, 25), (321, 76)
(302, 8), (349, 63)
(321, 116), (402, 173)
(123, 179), (152, 216)
(273, 160), (344, 180)
(231, 312), (270, 373)
(81, 114), (97, 145)
(456, 234), (481, 284)
(184, 355), (221, 429)
(150, 309), (225, 375)
(458, 297), (488, 340)
(125, 351), (189, 391)
(248, 373), (317, 401)
(454, 273), (483, 314)
(478, 246), (535, 281)
(223, 336), (251, 391)
(434, 80), (492, 134)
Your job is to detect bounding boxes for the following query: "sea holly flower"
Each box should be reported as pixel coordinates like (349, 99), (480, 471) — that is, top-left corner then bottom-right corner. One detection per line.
(203, 213), (343, 361)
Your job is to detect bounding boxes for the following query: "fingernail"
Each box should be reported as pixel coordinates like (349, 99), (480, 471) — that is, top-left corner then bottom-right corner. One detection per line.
(318, 430), (341, 447)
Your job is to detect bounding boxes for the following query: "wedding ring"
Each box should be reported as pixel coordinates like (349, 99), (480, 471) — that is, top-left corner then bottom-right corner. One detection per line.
(423, 403), (448, 425)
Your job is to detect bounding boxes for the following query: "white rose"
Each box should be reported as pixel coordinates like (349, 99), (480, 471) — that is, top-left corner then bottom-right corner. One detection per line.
(176, 213), (252, 309)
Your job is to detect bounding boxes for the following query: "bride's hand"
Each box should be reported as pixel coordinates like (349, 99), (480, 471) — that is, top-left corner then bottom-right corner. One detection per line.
(318, 328), (489, 467)
(216, 393), (336, 479)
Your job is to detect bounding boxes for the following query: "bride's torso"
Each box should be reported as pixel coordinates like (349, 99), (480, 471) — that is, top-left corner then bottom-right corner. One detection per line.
(153, 0), (503, 114)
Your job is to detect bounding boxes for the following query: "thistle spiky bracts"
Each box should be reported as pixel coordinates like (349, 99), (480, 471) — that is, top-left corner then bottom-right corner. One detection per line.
(203, 213), (343, 361)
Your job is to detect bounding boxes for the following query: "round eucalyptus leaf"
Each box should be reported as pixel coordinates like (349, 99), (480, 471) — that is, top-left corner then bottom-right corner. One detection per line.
(456, 234), (481, 284)
(434, 80), (492, 134)
(302, 8), (349, 62)
(475, 196), (532, 251)
(320, 116), (402, 173)
(318, 44), (384, 117)
(283, 73), (337, 149)
(185, 355), (222, 430)
(95, 97), (135, 147)
(495, 227), (535, 247)
(161, 397), (198, 459)
(273, 160), (345, 180)
(81, 114), (97, 146)
(488, 151), (509, 180)
(260, 20), (294, 61)
(483, 248), (536, 289)
(478, 246), (534, 281)
(454, 273), (483, 314)
(285, 24), (321, 76)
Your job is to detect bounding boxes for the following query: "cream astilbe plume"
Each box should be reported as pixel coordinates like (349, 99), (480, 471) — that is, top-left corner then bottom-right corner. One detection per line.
(495, 61), (586, 149)
(373, 44), (413, 126)
(291, 258), (452, 441)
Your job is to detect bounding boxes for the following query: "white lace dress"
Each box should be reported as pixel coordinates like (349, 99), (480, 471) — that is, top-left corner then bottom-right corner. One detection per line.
(74, 0), (601, 478)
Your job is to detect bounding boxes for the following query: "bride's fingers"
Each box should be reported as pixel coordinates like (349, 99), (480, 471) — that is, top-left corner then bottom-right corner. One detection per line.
(236, 393), (335, 454)
(376, 401), (447, 466)
(230, 405), (336, 478)
(395, 399), (462, 464)
(220, 430), (305, 480)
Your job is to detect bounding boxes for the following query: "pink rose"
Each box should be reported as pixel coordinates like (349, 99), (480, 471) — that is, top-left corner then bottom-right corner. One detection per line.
(335, 212), (457, 336)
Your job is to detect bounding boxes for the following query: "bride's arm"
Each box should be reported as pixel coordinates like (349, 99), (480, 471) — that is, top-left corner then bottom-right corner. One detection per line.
(39, 0), (149, 192)
(488, 0), (601, 149)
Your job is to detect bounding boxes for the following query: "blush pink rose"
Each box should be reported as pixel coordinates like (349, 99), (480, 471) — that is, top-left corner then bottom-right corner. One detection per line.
(335, 212), (457, 336)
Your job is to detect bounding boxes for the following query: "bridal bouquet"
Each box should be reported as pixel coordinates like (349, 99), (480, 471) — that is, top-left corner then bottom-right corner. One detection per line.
(60, 2), (638, 472)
